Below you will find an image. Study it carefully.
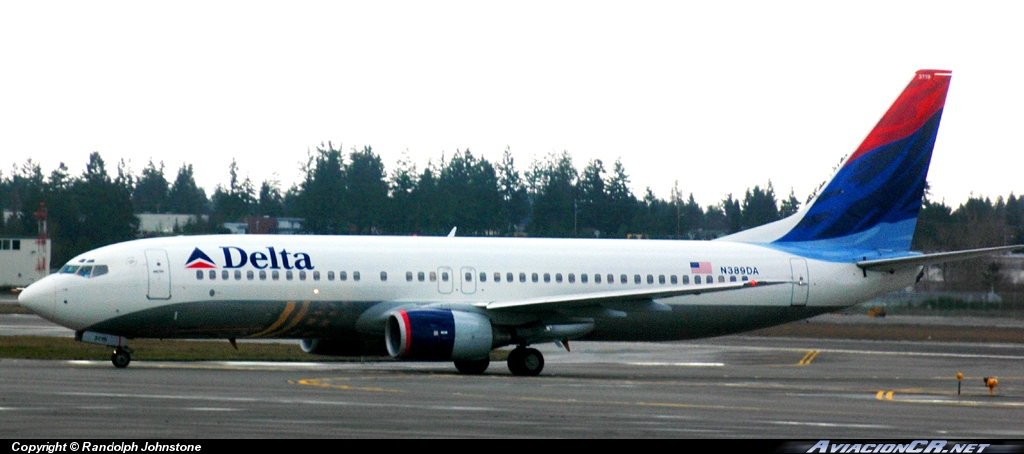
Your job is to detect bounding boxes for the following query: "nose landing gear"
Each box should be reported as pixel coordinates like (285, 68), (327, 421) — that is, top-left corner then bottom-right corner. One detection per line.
(77, 331), (133, 368)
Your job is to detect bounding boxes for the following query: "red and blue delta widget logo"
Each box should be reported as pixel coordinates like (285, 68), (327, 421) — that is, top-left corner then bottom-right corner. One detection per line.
(184, 247), (315, 270)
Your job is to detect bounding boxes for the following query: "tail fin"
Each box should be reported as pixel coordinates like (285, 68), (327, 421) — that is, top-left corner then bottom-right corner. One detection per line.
(720, 70), (952, 256)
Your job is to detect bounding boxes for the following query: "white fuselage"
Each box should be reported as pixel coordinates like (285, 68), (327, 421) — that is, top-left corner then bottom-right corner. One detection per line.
(18, 235), (916, 342)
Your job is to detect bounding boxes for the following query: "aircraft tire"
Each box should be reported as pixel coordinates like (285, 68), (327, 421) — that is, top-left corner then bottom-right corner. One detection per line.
(508, 347), (544, 376)
(454, 357), (490, 375)
(111, 350), (131, 369)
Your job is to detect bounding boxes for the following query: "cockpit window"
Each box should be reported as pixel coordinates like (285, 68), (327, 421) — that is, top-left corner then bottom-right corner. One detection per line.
(60, 263), (108, 277)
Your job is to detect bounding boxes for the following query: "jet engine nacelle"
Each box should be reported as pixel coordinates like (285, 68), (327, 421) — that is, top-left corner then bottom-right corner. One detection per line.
(385, 309), (493, 361)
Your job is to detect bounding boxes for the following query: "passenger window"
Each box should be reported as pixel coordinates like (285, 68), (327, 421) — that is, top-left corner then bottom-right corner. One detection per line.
(196, 270), (204, 280)
(353, 271), (361, 281)
(730, 276), (737, 282)
(327, 271), (335, 281)
(519, 272), (526, 283)
(272, 270), (280, 280)
(682, 275), (690, 284)
(532, 273), (539, 283)
(380, 271), (387, 281)
(340, 271), (347, 281)
(440, 271), (447, 282)
(494, 272), (501, 282)
(465, 272), (472, 282)
(235, 270), (242, 280)
(694, 275), (701, 284)
(299, 271), (306, 281)
(480, 272), (486, 282)
(646, 275), (653, 284)
(286, 271), (293, 281)
(568, 273), (575, 283)
(634, 274), (641, 284)
(222, 270), (229, 280)
(670, 275), (677, 284)
(259, 270), (267, 280)
(418, 271), (425, 282)
(429, 271), (436, 282)
(406, 271), (413, 282)
(209, 270), (216, 280)
(595, 274), (601, 283)
(608, 274), (615, 284)
(543, 273), (550, 283)
(581, 273), (588, 283)
(742, 276), (749, 281)
(556, 273), (563, 283)
(717, 275), (724, 283)
(313, 271), (320, 281)
(247, 270), (254, 280)
(506, 272), (513, 282)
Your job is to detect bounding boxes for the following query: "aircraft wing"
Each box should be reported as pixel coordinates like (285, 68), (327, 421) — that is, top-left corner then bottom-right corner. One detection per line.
(475, 279), (790, 312)
(856, 245), (1023, 272)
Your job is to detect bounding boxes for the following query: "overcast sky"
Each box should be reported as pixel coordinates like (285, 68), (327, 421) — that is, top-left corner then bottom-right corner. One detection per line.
(2, 1), (1021, 208)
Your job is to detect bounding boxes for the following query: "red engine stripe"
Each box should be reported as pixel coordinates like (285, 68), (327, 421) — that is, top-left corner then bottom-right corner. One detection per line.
(399, 310), (412, 356)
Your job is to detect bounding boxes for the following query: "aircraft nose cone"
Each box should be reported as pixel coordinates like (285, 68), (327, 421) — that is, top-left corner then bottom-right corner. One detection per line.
(18, 279), (52, 318)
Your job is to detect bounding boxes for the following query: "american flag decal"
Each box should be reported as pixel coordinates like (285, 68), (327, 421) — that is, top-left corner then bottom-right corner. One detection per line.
(690, 261), (712, 274)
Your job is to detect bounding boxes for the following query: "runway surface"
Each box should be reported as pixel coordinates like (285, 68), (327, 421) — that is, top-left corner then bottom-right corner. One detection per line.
(3, 332), (1024, 438)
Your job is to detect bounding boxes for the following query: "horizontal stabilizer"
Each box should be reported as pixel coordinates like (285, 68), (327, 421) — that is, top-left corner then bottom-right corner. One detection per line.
(477, 279), (790, 312)
(856, 245), (1023, 273)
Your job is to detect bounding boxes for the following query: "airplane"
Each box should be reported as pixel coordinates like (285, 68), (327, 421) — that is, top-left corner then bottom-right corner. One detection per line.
(16, 69), (1020, 375)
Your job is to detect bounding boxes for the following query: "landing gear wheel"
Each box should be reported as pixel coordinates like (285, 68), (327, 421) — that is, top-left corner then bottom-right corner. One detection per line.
(454, 357), (490, 375)
(507, 347), (544, 376)
(111, 349), (131, 368)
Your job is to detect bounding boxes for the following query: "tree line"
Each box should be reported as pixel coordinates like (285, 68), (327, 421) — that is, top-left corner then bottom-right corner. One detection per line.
(1, 145), (1021, 274)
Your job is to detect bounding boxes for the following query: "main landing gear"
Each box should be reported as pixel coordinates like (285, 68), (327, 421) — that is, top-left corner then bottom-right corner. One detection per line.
(507, 347), (544, 376)
(111, 347), (133, 368)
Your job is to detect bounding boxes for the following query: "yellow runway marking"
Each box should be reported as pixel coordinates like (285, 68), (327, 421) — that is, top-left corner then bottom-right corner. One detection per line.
(797, 350), (821, 366)
(289, 377), (406, 394)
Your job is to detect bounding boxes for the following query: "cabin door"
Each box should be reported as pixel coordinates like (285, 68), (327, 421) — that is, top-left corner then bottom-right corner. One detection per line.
(145, 249), (171, 300)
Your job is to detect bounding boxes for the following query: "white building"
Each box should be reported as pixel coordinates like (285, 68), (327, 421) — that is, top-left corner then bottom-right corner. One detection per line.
(137, 213), (205, 234)
(0, 237), (51, 287)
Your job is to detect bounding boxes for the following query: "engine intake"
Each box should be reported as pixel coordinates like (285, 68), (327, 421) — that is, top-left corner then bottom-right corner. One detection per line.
(385, 309), (493, 361)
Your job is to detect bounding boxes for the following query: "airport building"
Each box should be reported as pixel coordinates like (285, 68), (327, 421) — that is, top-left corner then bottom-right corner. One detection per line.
(0, 237), (51, 287)
(137, 213), (207, 235)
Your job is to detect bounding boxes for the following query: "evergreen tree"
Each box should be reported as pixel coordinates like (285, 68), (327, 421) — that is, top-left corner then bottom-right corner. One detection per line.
(497, 147), (529, 234)
(133, 160), (170, 213)
(168, 163), (209, 215)
(387, 151), (418, 234)
(527, 151), (577, 237)
(346, 146), (388, 233)
(741, 181), (779, 229)
(295, 143), (347, 234)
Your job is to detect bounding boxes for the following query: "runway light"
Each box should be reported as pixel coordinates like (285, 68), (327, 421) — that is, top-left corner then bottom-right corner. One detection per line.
(957, 372), (963, 395)
(984, 377), (998, 395)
